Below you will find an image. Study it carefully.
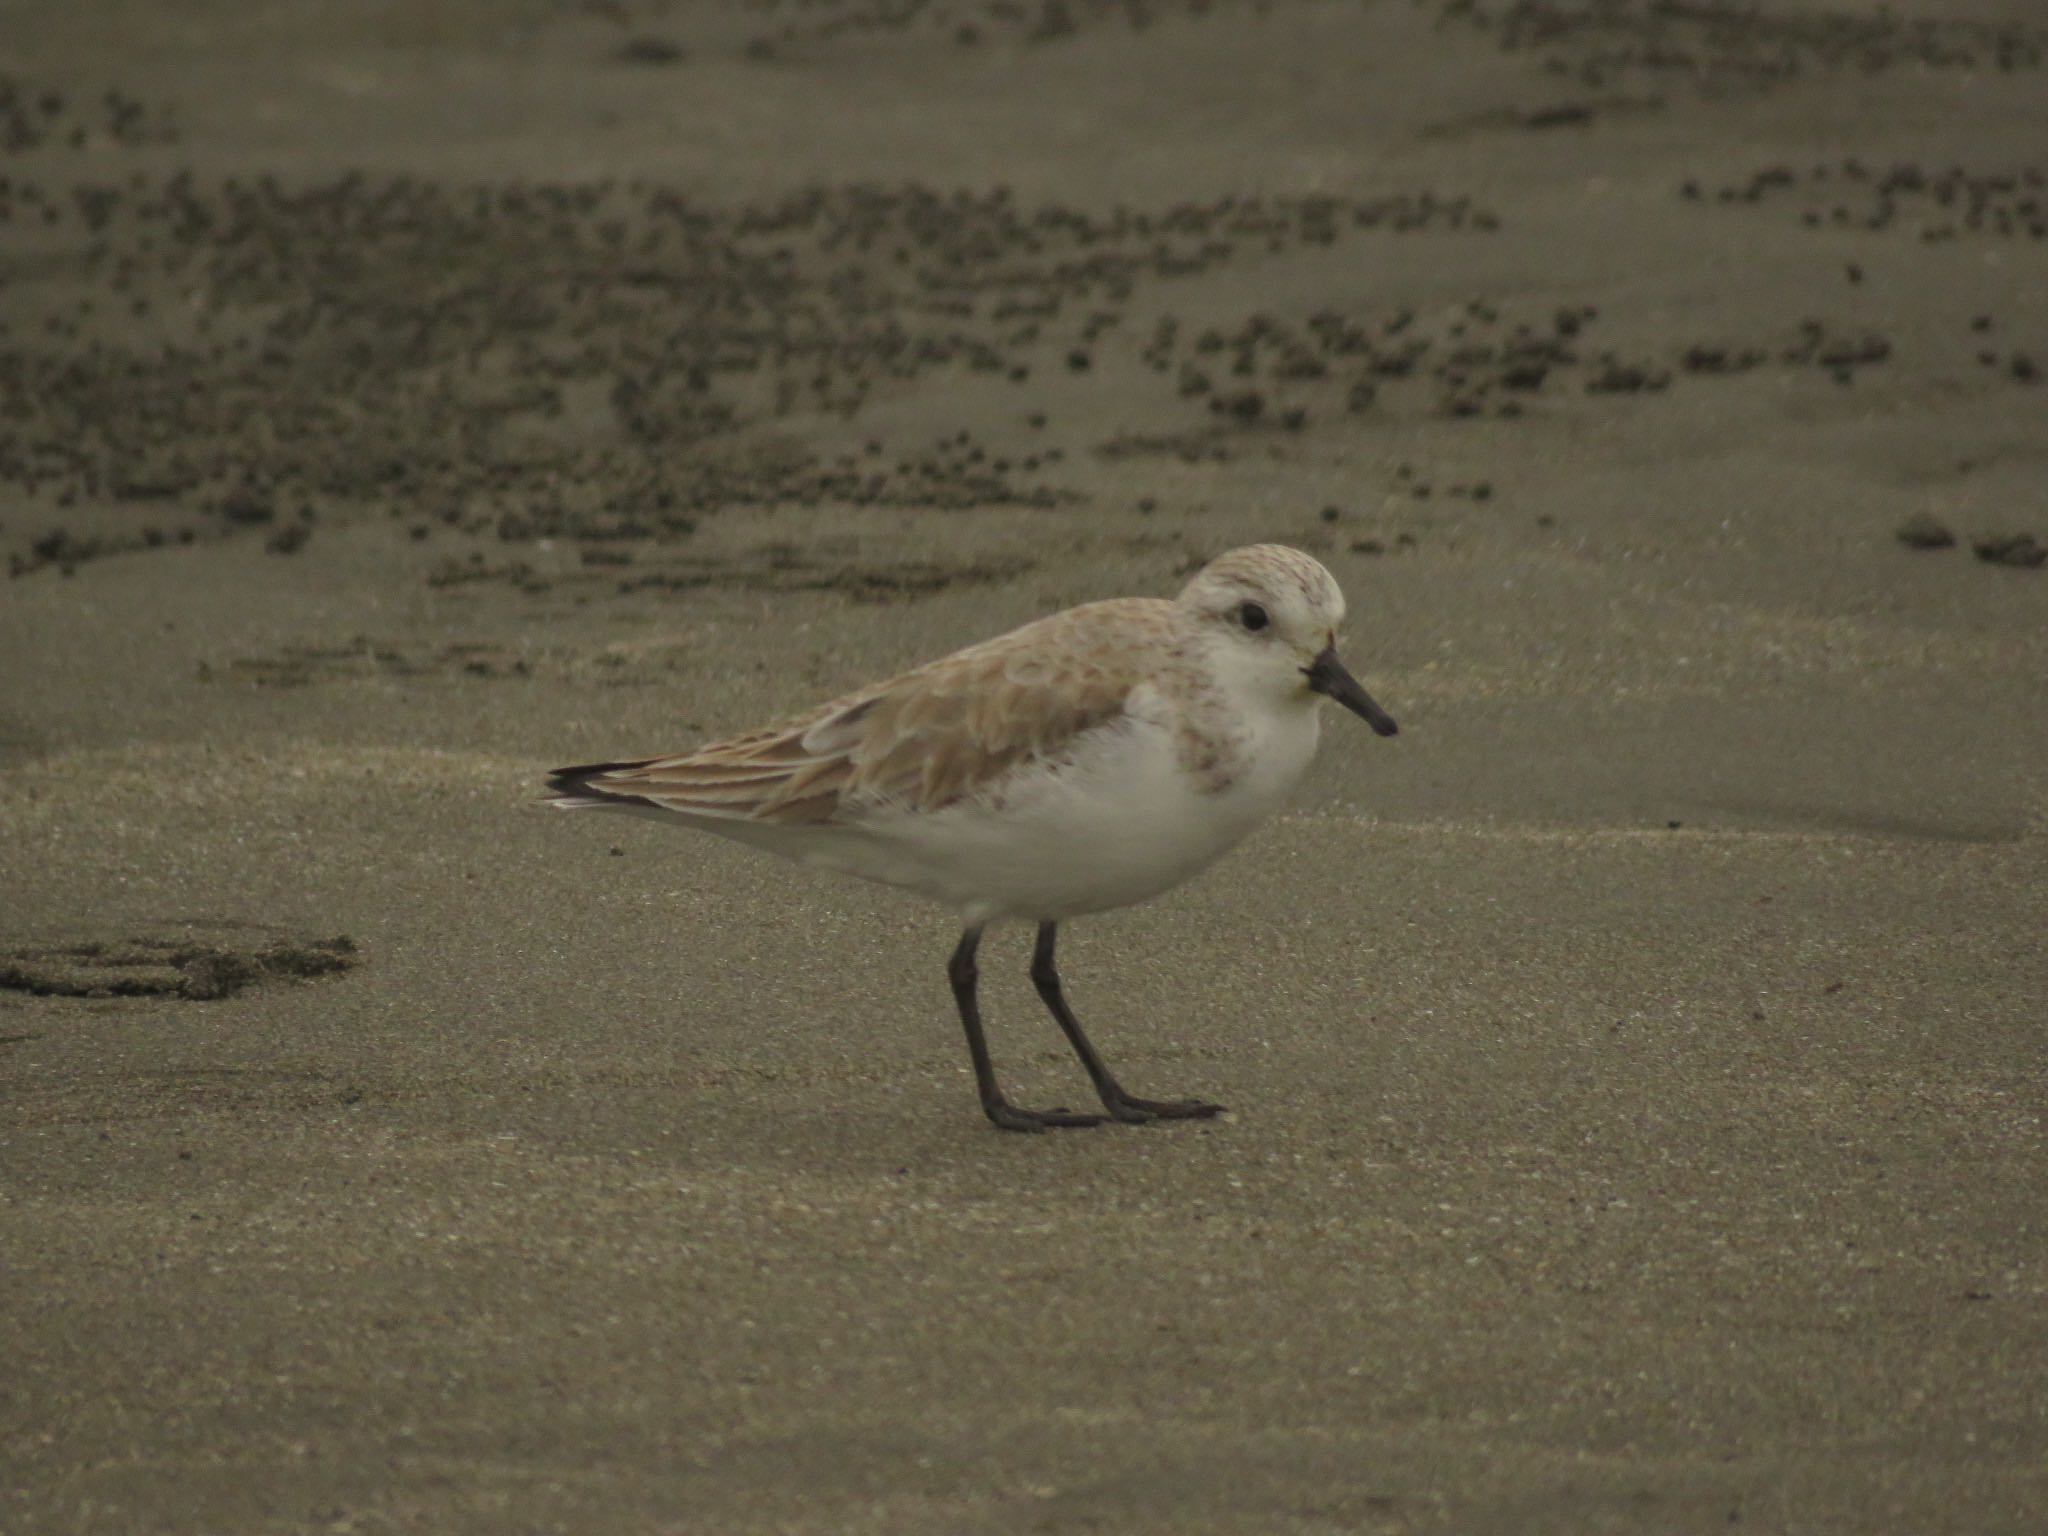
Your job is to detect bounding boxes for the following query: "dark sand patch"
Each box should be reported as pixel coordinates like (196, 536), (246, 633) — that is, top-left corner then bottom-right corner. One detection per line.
(0, 926), (356, 1001)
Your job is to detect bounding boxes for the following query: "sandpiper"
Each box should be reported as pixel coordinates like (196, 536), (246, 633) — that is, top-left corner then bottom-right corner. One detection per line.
(549, 544), (1397, 1131)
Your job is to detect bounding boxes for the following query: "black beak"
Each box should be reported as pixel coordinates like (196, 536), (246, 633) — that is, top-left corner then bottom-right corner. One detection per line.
(1304, 646), (1398, 737)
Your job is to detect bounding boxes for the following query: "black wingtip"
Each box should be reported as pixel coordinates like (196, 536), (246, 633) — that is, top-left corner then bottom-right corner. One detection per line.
(546, 758), (661, 807)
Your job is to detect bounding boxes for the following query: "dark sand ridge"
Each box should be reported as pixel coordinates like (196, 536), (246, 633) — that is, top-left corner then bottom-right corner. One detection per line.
(3, 1), (2047, 1531)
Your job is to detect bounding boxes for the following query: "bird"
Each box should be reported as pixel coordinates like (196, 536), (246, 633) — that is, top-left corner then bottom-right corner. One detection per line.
(547, 543), (1398, 1131)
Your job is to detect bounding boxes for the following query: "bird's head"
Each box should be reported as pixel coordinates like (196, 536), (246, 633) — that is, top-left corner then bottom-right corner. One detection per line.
(1177, 544), (1398, 737)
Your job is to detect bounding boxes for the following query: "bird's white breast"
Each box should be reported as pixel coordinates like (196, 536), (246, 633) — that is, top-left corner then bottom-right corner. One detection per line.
(832, 682), (1324, 924)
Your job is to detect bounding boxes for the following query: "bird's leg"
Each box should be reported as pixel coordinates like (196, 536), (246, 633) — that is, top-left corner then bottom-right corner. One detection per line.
(1030, 922), (1224, 1124)
(949, 926), (1104, 1132)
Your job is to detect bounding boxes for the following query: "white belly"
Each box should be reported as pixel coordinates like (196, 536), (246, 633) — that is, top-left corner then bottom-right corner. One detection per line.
(809, 701), (1324, 924)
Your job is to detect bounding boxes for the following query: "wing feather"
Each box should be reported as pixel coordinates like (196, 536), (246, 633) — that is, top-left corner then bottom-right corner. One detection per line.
(560, 599), (1172, 825)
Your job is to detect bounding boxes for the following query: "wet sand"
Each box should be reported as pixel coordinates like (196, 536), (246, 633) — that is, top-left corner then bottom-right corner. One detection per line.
(4, 2), (2047, 1531)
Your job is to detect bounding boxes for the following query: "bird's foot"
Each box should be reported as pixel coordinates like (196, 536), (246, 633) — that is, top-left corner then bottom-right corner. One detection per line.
(1099, 1089), (1226, 1124)
(983, 1099), (1107, 1133)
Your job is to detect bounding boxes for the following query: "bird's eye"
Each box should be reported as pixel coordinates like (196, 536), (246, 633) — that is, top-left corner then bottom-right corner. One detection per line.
(1239, 602), (1270, 632)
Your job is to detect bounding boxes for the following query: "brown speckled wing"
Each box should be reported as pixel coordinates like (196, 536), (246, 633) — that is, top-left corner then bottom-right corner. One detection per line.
(571, 599), (1174, 825)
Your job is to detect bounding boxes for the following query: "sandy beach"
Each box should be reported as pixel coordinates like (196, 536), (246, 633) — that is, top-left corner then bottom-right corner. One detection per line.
(4, 1), (2046, 1530)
